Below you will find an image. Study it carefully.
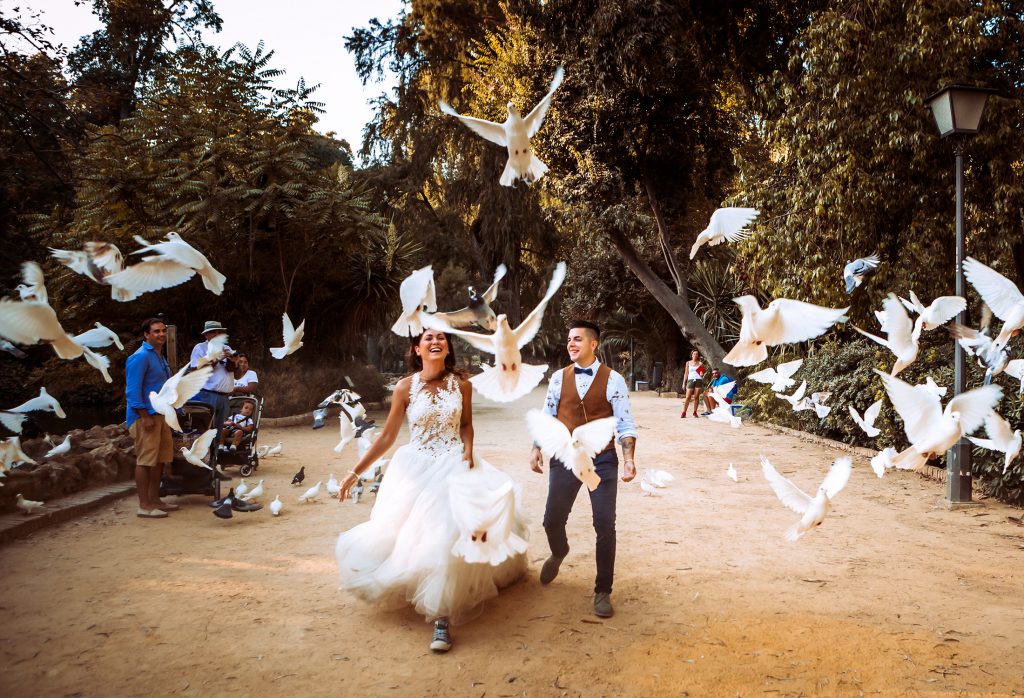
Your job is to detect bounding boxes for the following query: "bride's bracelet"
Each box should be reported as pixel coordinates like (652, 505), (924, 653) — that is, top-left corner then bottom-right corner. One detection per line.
(348, 470), (361, 479)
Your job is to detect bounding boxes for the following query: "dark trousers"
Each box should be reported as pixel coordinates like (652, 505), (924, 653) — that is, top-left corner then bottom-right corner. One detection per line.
(543, 448), (618, 594)
(197, 390), (230, 436)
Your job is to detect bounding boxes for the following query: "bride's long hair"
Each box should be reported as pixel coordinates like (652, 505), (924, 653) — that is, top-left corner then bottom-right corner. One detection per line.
(405, 331), (466, 378)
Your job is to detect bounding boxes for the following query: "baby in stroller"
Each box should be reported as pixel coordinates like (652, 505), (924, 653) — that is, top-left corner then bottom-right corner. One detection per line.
(220, 400), (255, 452)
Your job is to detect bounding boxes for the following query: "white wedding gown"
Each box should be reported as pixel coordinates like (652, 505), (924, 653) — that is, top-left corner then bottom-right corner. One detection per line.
(335, 372), (528, 624)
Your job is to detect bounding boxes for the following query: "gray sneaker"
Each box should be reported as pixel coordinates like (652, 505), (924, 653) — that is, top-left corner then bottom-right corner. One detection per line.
(430, 619), (451, 652)
(594, 592), (613, 618)
(539, 556), (563, 585)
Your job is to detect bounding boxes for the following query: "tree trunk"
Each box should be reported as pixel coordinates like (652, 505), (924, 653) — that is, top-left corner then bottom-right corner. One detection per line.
(605, 225), (727, 370)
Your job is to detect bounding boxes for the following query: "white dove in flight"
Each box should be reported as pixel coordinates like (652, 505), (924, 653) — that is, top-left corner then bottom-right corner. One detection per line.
(876, 369), (1002, 471)
(106, 232), (226, 297)
(724, 296), (848, 367)
(72, 322), (124, 351)
(747, 358), (803, 392)
(689, 207), (760, 260)
(870, 447), (899, 478)
(390, 266), (437, 337)
(425, 262), (566, 403)
(917, 376), (948, 398)
(775, 380), (807, 409)
(15, 260), (47, 303)
(848, 399), (883, 438)
(967, 411), (1022, 475)
(270, 312), (305, 359)
(44, 434), (71, 458)
(796, 390), (832, 419)
(9, 387), (66, 418)
(0, 263), (84, 360)
(432, 264), (507, 331)
(50, 242), (139, 301)
(962, 256), (1024, 349)
(899, 290), (966, 331)
(761, 455), (852, 541)
(81, 346), (113, 383)
(1, 436), (36, 469)
(526, 410), (615, 491)
(843, 254), (880, 294)
(439, 66), (564, 187)
(448, 476), (528, 566)
(705, 381), (741, 427)
(853, 294), (920, 376)
(1004, 359), (1024, 395)
(194, 333), (229, 370)
(180, 429), (217, 470)
(149, 365), (213, 432)
(298, 481), (322, 503)
(334, 415), (355, 454)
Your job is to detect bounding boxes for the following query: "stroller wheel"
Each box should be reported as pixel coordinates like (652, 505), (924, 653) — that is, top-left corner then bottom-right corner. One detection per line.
(240, 464), (254, 477)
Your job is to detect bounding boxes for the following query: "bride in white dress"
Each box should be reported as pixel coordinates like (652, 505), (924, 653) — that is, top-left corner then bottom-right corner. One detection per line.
(336, 329), (528, 652)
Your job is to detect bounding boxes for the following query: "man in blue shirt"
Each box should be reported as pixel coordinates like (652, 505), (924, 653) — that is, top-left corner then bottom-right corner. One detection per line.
(125, 317), (176, 518)
(701, 368), (736, 415)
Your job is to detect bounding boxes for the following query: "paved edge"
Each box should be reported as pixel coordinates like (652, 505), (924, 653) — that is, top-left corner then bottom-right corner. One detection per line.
(0, 481), (136, 548)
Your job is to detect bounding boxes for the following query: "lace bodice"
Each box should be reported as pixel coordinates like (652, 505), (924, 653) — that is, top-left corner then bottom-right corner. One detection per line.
(407, 372), (463, 457)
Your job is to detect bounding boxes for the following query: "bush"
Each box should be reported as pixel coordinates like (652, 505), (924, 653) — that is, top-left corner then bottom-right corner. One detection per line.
(739, 332), (1024, 506)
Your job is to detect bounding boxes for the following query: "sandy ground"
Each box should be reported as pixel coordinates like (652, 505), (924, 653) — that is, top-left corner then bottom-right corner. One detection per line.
(1, 388), (1023, 697)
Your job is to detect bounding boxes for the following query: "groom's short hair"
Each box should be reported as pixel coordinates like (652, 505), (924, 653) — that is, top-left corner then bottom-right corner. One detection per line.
(569, 319), (600, 341)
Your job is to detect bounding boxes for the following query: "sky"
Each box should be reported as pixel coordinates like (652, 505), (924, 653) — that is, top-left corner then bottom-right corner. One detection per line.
(15, 0), (402, 154)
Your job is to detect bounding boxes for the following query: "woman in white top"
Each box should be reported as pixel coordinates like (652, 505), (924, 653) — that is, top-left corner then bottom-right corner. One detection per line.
(231, 353), (259, 395)
(680, 350), (705, 418)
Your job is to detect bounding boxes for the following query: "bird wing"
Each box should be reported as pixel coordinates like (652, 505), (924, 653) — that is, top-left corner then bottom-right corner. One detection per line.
(853, 325), (889, 348)
(84, 241), (123, 274)
(571, 416), (617, 458)
(190, 429), (218, 459)
(982, 410), (1014, 448)
(762, 299), (848, 344)
(709, 207), (760, 242)
(821, 457), (852, 499)
(926, 296), (967, 325)
(760, 456), (812, 514)
(422, 314), (496, 353)
(439, 102), (507, 146)
(963, 257), (1024, 322)
(50, 248), (92, 277)
(776, 359), (803, 380)
(0, 299), (70, 345)
(525, 410), (571, 457)
(881, 295), (914, 353)
(712, 381), (736, 402)
(688, 230), (713, 260)
(747, 366), (780, 385)
(104, 258), (196, 293)
(400, 266), (436, 315)
(169, 365), (213, 408)
(481, 264), (507, 304)
(513, 262), (566, 348)
(21, 262), (47, 302)
(281, 312), (295, 343)
(875, 370), (943, 445)
(945, 384), (1003, 436)
(1004, 359), (1024, 381)
(863, 399), (883, 426)
(523, 65), (565, 137)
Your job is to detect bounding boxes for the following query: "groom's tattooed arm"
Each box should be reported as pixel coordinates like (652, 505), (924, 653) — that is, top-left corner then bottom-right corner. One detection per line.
(620, 436), (636, 462)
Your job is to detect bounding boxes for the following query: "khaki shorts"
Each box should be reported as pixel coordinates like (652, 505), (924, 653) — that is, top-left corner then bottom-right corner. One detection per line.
(130, 418), (173, 466)
(685, 378), (704, 390)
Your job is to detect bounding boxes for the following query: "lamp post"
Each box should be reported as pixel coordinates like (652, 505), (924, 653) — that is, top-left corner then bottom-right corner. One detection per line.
(924, 84), (995, 504)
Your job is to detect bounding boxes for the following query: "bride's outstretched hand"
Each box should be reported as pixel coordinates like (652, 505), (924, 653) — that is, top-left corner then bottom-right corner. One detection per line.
(338, 474), (357, 502)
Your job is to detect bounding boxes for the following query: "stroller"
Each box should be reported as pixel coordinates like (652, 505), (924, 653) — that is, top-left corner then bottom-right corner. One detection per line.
(160, 401), (219, 499)
(216, 394), (264, 480)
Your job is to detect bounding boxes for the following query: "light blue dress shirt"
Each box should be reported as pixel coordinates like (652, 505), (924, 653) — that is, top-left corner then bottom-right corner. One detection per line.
(542, 359), (638, 442)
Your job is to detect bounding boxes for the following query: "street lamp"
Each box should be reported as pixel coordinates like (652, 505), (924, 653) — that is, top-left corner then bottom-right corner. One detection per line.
(925, 84), (995, 504)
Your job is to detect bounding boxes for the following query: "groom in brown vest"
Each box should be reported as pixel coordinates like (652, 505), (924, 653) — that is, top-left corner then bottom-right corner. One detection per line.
(530, 320), (638, 617)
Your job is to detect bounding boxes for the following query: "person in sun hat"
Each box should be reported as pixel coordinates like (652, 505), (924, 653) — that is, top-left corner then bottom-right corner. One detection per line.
(189, 320), (236, 440)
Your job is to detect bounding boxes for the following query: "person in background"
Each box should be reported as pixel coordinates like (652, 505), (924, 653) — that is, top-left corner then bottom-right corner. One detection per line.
(190, 320), (235, 435)
(701, 368), (736, 415)
(680, 350), (705, 418)
(231, 352), (259, 395)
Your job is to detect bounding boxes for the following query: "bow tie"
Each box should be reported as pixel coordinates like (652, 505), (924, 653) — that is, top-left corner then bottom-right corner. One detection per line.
(574, 367), (593, 376)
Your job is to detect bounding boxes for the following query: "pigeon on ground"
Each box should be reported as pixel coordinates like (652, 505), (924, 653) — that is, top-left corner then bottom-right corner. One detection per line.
(149, 365), (213, 432)
(351, 479), (364, 503)
(72, 322), (124, 351)
(50, 242), (139, 301)
(0, 338), (27, 359)
(44, 434), (71, 458)
(848, 399), (883, 438)
(747, 358), (803, 392)
(439, 66), (564, 187)
(290, 465), (305, 485)
(16, 493), (44, 515)
(1004, 360), (1024, 395)
(689, 208), (760, 260)
(899, 291), (966, 331)
(843, 254), (880, 294)
(299, 481), (322, 503)
(876, 370), (1002, 471)
(526, 410), (614, 491)
(853, 294), (920, 376)
(81, 346), (113, 383)
(639, 478), (662, 497)
(239, 479), (264, 502)
(727, 463), (738, 482)
(256, 444), (271, 458)
(724, 296), (848, 367)
(234, 478), (249, 499)
(643, 469), (675, 488)
(213, 488), (235, 519)
(270, 312), (304, 359)
(448, 477), (528, 566)
(967, 411), (1022, 475)
(266, 441), (283, 457)
(391, 266), (437, 337)
(425, 262), (566, 402)
(180, 429), (217, 470)
(963, 257), (1024, 350)
(762, 456), (852, 541)
(270, 495), (283, 516)
(107, 232), (226, 297)
(775, 380), (807, 409)
(0, 263), (84, 359)
(326, 473), (341, 497)
(432, 264), (507, 331)
(870, 447), (899, 478)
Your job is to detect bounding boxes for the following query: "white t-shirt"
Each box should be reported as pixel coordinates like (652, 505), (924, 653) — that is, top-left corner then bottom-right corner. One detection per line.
(233, 370), (258, 388)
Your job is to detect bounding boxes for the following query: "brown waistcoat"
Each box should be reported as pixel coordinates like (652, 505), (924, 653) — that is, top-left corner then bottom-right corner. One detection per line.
(556, 363), (615, 453)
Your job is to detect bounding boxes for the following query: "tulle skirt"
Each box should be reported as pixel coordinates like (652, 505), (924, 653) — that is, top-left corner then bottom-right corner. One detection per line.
(335, 443), (529, 624)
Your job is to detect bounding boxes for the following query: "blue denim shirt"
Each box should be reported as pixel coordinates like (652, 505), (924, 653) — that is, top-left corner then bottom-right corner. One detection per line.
(125, 341), (171, 427)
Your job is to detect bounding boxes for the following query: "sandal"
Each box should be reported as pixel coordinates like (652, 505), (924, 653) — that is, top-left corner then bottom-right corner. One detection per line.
(137, 508), (168, 518)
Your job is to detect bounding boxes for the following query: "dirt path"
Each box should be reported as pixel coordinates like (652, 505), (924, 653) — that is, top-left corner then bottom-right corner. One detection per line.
(1, 390), (1022, 697)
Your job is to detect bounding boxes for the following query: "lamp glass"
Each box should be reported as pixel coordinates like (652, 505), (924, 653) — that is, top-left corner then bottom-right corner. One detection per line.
(927, 91), (955, 136)
(952, 90), (990, 133)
